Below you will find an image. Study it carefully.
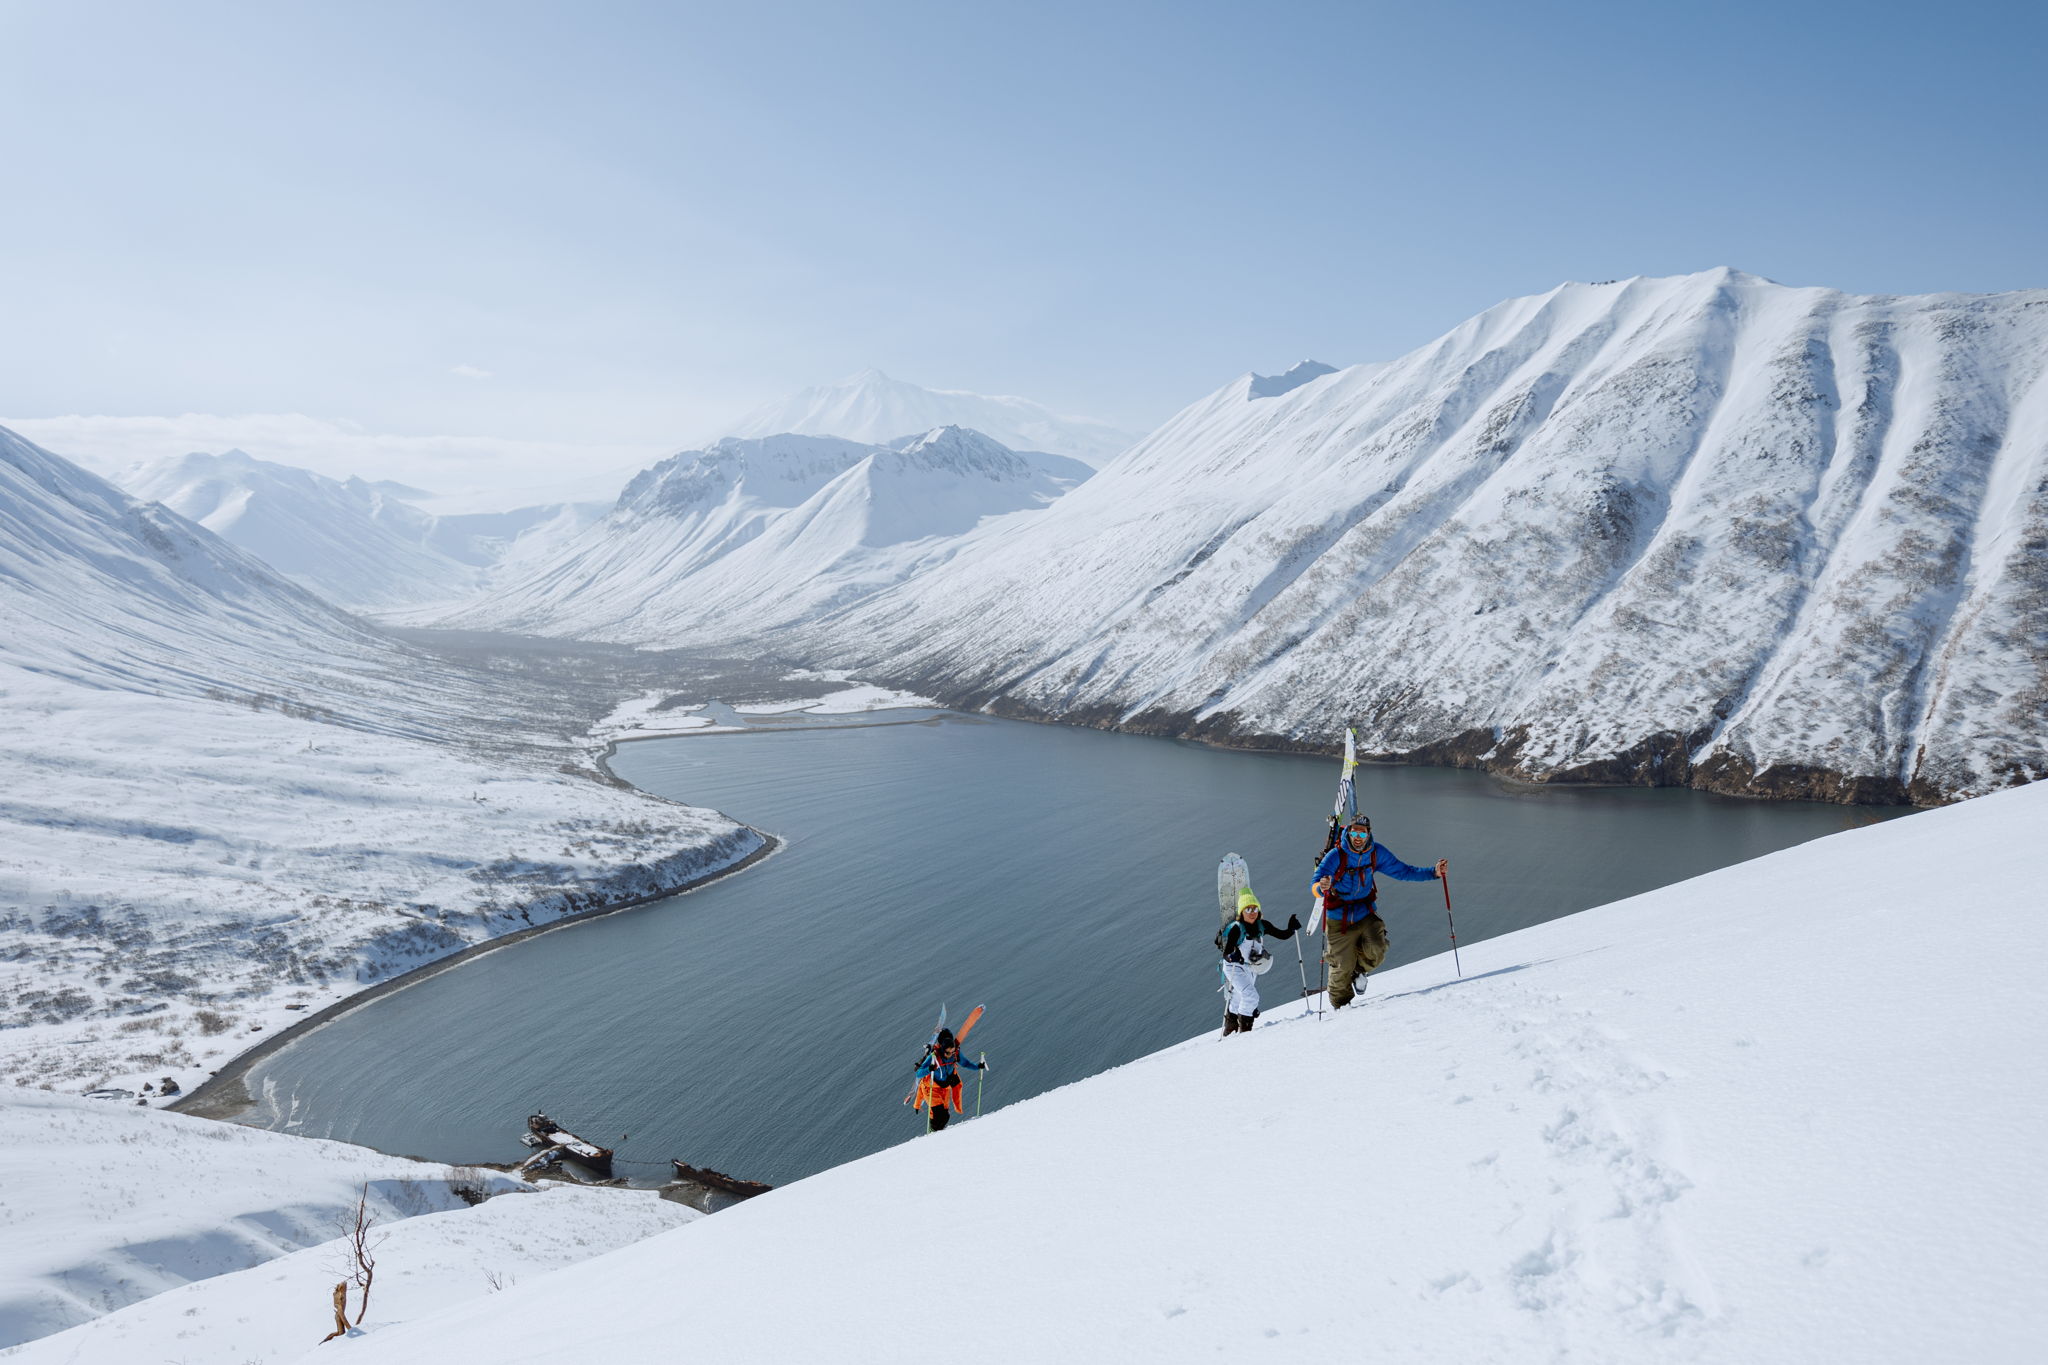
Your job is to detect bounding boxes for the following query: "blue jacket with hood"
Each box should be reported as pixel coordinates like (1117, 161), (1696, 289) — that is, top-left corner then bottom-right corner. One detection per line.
(1314, 837), (1436, 927)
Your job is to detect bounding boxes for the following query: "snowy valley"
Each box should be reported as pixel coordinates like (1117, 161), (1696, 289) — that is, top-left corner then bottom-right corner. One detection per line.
(4, 269), (2045, 1364)
(0, 426), (763, 1099)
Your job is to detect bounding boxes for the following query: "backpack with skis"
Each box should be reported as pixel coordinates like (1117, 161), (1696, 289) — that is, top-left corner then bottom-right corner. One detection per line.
(905, 1004), (985, 1132)
(1307, 729), (1359, 937)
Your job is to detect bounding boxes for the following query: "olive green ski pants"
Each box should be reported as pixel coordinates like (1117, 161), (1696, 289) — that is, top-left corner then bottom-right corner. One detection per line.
(1324, 913), (1388, 1009)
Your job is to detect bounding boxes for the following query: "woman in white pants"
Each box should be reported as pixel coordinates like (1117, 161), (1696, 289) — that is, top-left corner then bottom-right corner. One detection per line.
(1218, 887), (1300, 1037)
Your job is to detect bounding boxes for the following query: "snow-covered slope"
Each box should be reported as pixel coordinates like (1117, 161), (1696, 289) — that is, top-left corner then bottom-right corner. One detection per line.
(799, 270), (2048, 804)
(119, 449), (603, 611)
(100, 778), (2039, 1364)
(0, 1091), (689, 1353)
(0, 425), (761, 1094)
(432, 427), (1087, 645)
(725, 367), (1139, 465)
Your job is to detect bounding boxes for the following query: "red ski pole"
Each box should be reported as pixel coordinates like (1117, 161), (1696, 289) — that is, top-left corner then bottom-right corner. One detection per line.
(1441, 867), (1462, 978)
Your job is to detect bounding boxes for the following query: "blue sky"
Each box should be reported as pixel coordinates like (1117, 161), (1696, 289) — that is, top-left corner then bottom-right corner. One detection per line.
(2, 0), (2042, 483)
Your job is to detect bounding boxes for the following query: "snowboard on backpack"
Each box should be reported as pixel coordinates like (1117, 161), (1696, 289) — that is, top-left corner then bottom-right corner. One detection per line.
(1217, 853), (1250, 928)
(1217, 853), (1271, 971)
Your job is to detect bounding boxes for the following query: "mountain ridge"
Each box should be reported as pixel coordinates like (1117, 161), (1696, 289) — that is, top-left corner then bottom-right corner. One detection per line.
(433, 425), (1086, 644)
(119, 448), (605, 612)
(723, 368), (1140, 466)
(780, 270), (2048, 805)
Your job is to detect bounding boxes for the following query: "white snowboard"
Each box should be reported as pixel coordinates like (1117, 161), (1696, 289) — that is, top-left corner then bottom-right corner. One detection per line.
(1217, 852), (1250, 927)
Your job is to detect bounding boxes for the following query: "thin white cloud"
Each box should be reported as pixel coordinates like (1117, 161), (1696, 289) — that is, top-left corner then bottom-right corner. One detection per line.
(449, 364), (493, 380)
(0, 412), (661, 512)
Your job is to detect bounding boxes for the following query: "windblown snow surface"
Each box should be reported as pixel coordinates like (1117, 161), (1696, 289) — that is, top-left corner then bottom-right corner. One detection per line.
(0, 1092), (691, 1352)
(778, 270), (2048, 805)
(0, 425), (760, 1095)
(120, 449), (603, 611)
(725, 367), (1139, 465)
(433, 426), (1088, 645)
(27, 780), (2038, 1363)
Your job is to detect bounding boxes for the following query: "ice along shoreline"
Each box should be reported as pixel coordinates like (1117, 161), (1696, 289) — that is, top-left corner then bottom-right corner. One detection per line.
(169, 689), (947, 1128)
(171, 830), (782, 1124)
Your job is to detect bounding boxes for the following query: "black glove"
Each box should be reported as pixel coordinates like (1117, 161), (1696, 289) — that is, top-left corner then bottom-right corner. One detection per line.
(1286, 914), (1302, 932)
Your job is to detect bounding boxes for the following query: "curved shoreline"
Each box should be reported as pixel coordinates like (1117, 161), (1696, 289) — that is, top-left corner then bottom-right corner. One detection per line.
(171, 829), (783, 1123)
(171, 709), (952, 1128)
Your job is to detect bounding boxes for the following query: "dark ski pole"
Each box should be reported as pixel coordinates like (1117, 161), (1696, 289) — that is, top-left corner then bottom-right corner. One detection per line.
(1441, 868), (1462, 978)
(1291, 928), (1317, 1020)
(976, 1054), (987, 1117)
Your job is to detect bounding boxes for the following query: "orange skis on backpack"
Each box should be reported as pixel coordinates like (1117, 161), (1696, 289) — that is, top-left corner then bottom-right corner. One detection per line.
(903, 1004), (986, 1111)
(953, 1004), (984, 1046)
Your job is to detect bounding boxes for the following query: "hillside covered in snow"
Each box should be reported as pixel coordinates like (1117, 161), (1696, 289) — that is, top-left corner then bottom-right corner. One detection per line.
(0, 1092), (691, 1352)
(432, 426), (1090, 645)
(788, 270), (2048, 805)
(120, 449), (603, 611)
(15, 777), (2038, 1362)
(0, 425), (761, 1096)
(725, 367), (1139, 465)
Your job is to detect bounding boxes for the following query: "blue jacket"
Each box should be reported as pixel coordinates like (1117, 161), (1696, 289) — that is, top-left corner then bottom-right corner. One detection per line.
(1315, 839), (1436, 926)
(916, 1050), (985, 1086)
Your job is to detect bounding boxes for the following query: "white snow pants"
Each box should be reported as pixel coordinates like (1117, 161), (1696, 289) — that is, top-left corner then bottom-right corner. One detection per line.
(1221, 961), (1261, 1016)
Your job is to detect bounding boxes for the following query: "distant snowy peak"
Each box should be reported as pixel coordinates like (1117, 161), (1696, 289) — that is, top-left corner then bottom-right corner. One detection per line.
(725, 369), (1140, 466)
(120, 448), (603, 612)
(0, 424), (383, 698)
(615, 434), (879, 519)
(432, 426), (1084, 643)
(1247, 359), (1339, 399)
(613, 427), (1082, 525)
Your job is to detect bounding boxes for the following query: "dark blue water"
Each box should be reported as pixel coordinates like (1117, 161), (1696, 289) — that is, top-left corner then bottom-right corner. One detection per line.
(239, 714), (1891, 1184)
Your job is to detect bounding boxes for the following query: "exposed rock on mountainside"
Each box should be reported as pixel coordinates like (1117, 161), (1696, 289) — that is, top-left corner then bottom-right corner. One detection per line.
(793, 270), (2047, 805)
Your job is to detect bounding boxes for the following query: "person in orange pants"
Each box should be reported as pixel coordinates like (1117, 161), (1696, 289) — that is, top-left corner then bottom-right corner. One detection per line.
(911, 1027), (986, 1132)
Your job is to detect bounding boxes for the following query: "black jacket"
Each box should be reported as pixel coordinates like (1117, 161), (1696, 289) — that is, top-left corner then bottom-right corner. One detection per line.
(1220, 915), (1298, 962)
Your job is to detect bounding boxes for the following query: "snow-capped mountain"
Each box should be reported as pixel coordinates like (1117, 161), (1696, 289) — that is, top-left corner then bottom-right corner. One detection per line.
(791, 270), (2048, 804)
(432, 426), (1089, 645)
(724, 368), (1140, 466)
(119, 449), (604, 612)
(0, 424), (759, 1095)
(2, 430), (407, 703)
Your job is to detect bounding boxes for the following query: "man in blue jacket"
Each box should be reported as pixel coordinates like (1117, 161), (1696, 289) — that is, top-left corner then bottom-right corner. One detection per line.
(1312, 814), (1446, 1009)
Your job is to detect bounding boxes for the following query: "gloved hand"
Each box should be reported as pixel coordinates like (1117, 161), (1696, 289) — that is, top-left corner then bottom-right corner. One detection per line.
(1286, 914), (1302, 932)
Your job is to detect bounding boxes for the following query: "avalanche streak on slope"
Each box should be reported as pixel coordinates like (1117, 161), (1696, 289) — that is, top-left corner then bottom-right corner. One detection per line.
(119, 449), (604, 612)
(263, 781), (2046, 1364)
(0, 425), (759, 1095)
(801, 270), (2048, 805)
(433, 427), (1086, 646)
(725, 367), (1140, 466)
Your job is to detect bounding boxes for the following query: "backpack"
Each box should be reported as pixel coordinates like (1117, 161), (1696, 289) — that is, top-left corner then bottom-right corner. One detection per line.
(1214, 919), (1264, 959)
